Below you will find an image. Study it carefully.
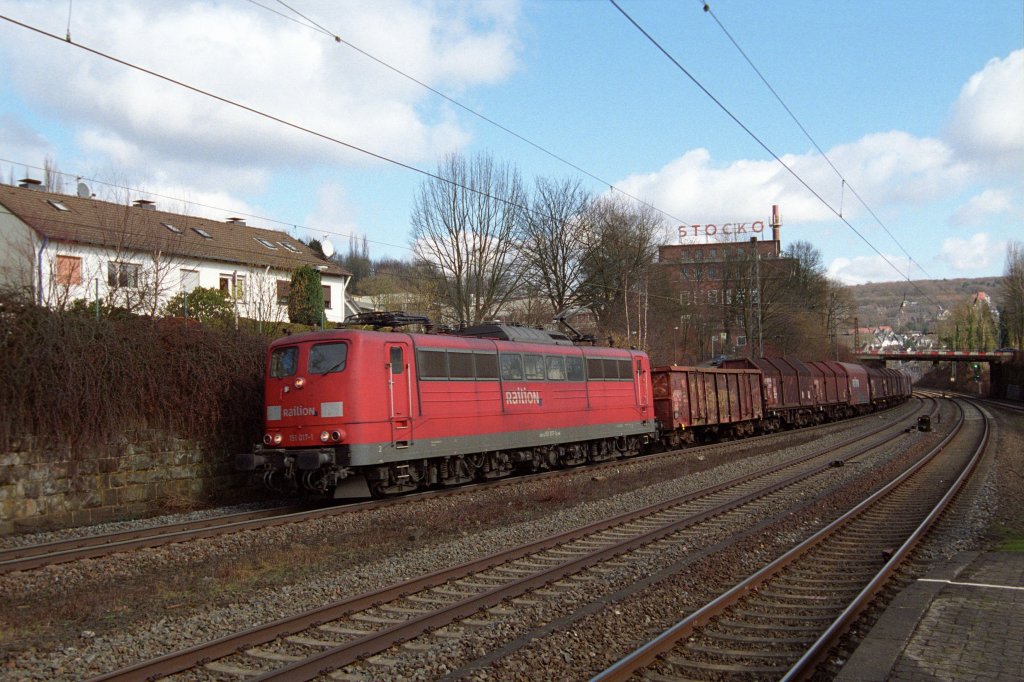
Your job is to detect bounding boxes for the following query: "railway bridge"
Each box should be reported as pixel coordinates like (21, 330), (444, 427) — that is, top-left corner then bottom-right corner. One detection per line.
(855, 349), (1021, 399)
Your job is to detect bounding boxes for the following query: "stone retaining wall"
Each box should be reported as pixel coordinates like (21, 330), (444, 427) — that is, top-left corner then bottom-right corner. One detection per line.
(0, 434), (248, 535)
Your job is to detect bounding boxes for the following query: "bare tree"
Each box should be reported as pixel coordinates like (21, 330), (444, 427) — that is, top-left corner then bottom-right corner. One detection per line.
(43, 156), (64, 194)
(1001, 241), (1024, 349)
(520, 176), (593, 316)
(410, 152), (527, 327)
(579, 195), (662, 344)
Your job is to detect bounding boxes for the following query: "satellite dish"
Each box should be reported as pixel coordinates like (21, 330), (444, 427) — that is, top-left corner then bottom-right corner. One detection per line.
(77, 182), (91, 198)
(321, 236), (335, 258)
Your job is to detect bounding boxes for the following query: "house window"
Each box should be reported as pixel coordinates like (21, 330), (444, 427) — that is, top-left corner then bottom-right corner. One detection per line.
(276, 280), (290, 305)
(162, 222), (182, 234)
(192, 227), (213, 239)
(321, 284), (331, 309)
(279, 242), (300, 253)
(107, 261), (139, 288)
(219, 275), (231, 293)
(708, 289), (718, 305)
(709, 248), (717, 259)
(254, 237), (277, 250)
(47, 199), (71, 212)
(235, 275), (247, 301)
(681, 290), (691, 306)
(55, 255), (82, 286)
(181, 269), (199, 292)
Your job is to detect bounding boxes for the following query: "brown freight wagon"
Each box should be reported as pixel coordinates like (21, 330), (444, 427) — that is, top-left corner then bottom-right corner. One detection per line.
(720, 356), (816, 429)
(651, 365), (763, 447)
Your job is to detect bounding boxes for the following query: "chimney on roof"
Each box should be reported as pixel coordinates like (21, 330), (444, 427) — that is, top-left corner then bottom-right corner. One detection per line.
(133, 199), (156, 210)
(226, 217), (246, 226)
(771, 204), (781, 242)
(18, 178), (43, 191)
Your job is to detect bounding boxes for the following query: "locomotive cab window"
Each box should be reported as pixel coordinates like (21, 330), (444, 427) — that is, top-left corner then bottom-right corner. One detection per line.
(309, 342), (348, 375)
(270, 346), (299, 378)
(389, 347), (404, 374)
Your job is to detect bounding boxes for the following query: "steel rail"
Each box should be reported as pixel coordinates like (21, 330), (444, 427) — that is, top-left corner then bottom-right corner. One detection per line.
(90, 399), (929, 681)
(590, 399), (980, 682)
(781, 398), (988, 680)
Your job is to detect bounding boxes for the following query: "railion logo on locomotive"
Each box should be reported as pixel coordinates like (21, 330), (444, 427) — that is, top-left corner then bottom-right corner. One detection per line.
(504, 387), (542, 406)
(281, 405), (318, 418)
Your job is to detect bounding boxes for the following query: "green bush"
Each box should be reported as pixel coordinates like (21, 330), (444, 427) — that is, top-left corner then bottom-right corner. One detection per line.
(164, 287), (234, 327)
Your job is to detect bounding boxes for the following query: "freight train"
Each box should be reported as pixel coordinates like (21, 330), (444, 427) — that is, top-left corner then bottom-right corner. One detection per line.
(236, 320), (911, 498)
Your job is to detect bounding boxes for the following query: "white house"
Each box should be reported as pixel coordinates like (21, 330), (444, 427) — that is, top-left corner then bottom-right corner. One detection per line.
(0, 180), (350, 324)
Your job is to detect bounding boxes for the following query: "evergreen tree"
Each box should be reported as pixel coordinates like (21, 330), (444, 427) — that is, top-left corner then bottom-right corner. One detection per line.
(288, 265), (325, 325)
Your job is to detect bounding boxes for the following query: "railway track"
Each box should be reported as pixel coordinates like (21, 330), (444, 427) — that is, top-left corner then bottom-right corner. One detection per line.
(594, 397), (988, 681)
(0, 400), (925, 576)
(90, 398), (937, 680)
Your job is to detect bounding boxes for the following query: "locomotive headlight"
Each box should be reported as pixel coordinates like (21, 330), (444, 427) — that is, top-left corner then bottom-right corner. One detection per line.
(262, 434), (273, 445)
(294, 377), (306, 389)
(272, 433), (283, 445)
(320, 430), (331, 443)
(331, 430), (343, 442)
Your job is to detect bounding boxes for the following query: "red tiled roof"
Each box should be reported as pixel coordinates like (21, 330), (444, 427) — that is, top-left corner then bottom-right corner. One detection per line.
(0, 184), (348, 277)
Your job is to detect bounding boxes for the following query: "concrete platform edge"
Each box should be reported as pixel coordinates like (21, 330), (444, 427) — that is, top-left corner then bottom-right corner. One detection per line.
(834, 550), (980, 682)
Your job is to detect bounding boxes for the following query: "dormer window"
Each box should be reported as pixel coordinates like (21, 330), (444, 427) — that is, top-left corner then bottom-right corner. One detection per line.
(192, 227), (213, 239)
(47, 199), (71, 212)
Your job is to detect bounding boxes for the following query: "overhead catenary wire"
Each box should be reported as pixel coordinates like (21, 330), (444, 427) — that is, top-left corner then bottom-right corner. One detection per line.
(608, 0), (939, 310)
(699, 1), (934, 281)
(240, 0), (696, 230)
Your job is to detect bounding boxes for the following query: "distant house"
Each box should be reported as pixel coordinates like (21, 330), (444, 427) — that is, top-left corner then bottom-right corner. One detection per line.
(0, 180), (350, 324)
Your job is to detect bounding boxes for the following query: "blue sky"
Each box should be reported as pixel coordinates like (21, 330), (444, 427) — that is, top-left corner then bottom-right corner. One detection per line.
(1, 0), (1021, 284)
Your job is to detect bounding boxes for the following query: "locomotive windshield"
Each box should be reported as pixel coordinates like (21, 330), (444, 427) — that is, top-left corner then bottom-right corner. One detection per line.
(269, 346), (298, 378)
(309, 342), (348, 375)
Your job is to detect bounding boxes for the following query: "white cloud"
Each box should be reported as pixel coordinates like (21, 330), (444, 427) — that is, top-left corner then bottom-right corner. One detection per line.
(0, 0), (521, 179)
(615, 130), (971, 228)
(0, 114), (54, 178)
(945, 50), (1024, 175)
(938, 233), (1006, 272)
(304, 183), (361, 248)
(826, 254), (917, 285)
(951, 189), (1015, 226)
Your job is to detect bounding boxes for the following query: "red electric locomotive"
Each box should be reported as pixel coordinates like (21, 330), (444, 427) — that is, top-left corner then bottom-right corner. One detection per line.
(237, 323), (657, 498)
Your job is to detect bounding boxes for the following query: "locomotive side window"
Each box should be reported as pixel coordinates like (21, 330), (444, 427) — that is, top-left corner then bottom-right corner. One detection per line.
(587, 357), (604, 380)
(565, 356), (585, 381)
(474, 352), (499, 380)
(390, 346), (403, 374)
(545, 356), (566, 380)
(308, 342), (348, 375)
(448, 351), (475, 379)
(500, 353), (524, 380)
(270, 346), (299, 378)
(524, 354), (545, 380)
(417, 349), (448, 379)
